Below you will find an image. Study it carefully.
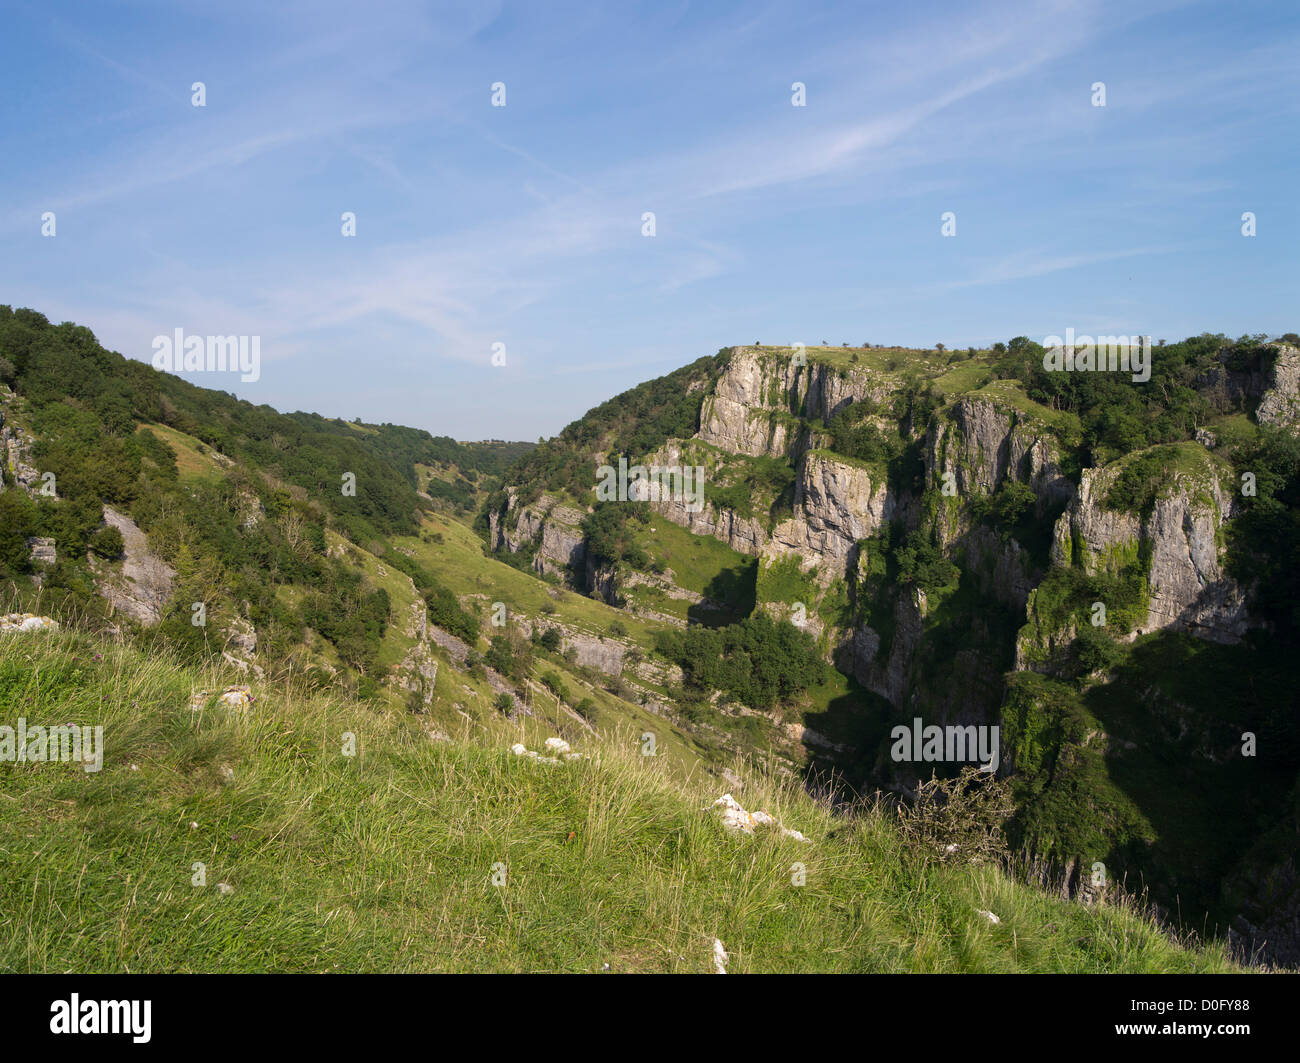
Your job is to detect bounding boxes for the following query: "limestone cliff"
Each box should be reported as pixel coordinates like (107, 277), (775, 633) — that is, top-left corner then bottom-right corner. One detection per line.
(1048, 454), (1248, 644)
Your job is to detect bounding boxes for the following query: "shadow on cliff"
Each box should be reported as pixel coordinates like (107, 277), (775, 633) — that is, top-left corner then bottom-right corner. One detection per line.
(1079, 630), (1298, 935)
(687, 559), (757, 627)
(798, 671), (895, 797)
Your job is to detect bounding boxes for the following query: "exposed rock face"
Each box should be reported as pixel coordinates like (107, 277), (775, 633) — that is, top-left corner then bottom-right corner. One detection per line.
(1200, 343), (1300, 431)
(562, 630), (624, 675)
(1257, 344), (1300, 430)
(93, 507), (176, 626)
(1144, 490), (1248, 641)
(1050, 461), (1248, 643)
(1050, 467), (1142, 569)
(697, 347), (883, 459)
(642, 439), (773, 556)
(221, 616), (264, 679)
(698, 347), (793, 458)
(26, 537), (56, 566)
(769, 451), (893, 564)
(513, 614), (626, 676)
(963, 526), (1035, 611)
(236, 487), (264, 530)
(652, 494), (770, 557)
(849, 586), (927, 710)
(0, 391), (40, 493)
(490, 489), (586, 579)
(930, 398), (1073, 516)
(424, 622), (524, 706)
(393, 641), (439, 711)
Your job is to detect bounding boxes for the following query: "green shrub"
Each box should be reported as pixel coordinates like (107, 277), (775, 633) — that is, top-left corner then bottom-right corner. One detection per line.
(88, 525), (125, 560)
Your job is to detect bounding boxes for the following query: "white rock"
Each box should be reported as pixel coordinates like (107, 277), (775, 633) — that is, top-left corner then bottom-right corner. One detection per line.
(713, 793), (755, 834)
(712, 793), (809, 841)
(510, 743), (529, 756)
(0, 613), (59, 633)
(543, 736), (572, 755)
(976, 909), (1001, 925)
(217, 686), (254, 709)
(712, 938), (729, 974)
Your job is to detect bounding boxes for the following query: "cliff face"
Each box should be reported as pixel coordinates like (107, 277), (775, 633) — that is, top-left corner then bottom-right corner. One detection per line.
(480, 339), (1295, 965)
(697, 346), (880, 459)
(0, 387), (40, 494)
(930, 398), (1073, 509)
(489, 488), (587, 579)
(1049, 457), (1249, 644)
(1257, 344), (1300, 429)
(768, 451), (894, 564)
(92, 506), (176, 627)
(499, 349), (1267, 718)
(1199, 343), (1300, 431)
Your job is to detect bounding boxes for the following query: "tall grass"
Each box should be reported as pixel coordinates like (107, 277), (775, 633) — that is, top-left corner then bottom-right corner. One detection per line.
(0, 629), (1240, 973)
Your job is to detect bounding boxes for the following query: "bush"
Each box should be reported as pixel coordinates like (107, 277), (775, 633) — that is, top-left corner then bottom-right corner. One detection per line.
(89, 525), (125, 560)
(1074, 624), (1123, 676)
(655, 612), (827, 710)
(895, 766), (1015, 867)
(540, 670), (568, 702)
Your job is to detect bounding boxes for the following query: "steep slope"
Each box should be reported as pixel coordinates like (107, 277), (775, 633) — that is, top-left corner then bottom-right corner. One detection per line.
(486, 336), (1300, 963)
(0, 628), (1242, 973)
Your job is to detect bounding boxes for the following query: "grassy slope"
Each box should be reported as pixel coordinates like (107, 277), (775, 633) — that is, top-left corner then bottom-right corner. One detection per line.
(0, 630), (1240, 973)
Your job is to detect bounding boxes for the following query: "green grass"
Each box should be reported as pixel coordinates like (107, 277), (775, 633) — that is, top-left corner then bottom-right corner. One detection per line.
(625, 517), (757, 623)
(961, 378), (1083, 442)
(397, 513), (661, 650)
(135, 423), (224, 483)
(0, 630), (1245, 973)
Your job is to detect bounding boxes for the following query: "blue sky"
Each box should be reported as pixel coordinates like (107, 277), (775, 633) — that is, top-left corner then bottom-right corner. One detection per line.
(3, 0), (1297, 440)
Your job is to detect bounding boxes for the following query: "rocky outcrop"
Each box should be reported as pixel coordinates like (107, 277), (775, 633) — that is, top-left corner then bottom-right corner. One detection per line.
(26, 537), (56, 566)
(1199, 343), (1300, 431)
(653, 494), (770, 556)
(848, 586), (927, 710)
(1256, 344), (1300, 430)
(930, 398), (1073, 514)
(393, 640), (439, 711)
(235, 487), (264, 531)
(490, 489), (586, 579)
(697, 346), (885, 460)
(769, 451), (893, 565)
(1050, 458), (1248, 643)
(964, 525), (1035, 611)
(0, 613), (59, 633)
(0, 389), (40, 493)
(514, 614), (626, 676)
(92, 507), (176, 626)
(221, 616), (264, 679)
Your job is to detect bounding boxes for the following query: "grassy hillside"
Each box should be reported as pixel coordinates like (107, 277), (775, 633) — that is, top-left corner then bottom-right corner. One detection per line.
(0, 629), (1239, 973)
